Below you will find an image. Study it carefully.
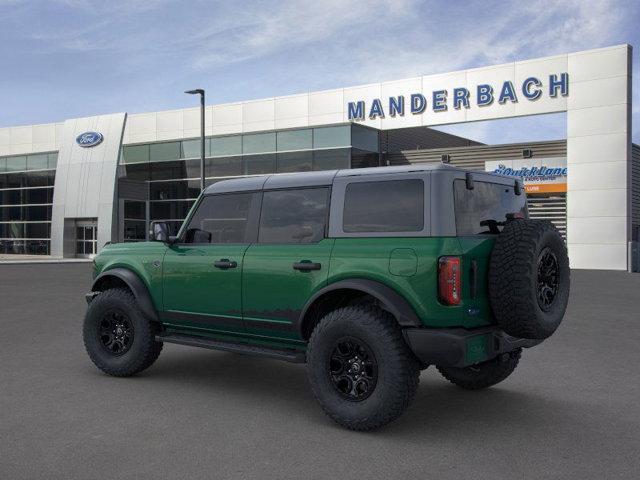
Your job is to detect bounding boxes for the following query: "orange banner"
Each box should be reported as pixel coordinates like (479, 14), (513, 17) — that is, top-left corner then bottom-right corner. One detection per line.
(525, 183), (567, 193)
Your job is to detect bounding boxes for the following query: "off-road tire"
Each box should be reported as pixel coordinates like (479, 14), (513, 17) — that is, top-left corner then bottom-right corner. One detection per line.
(306, 305), (420, 431)
(489, 219), (570, 340)
(437, 348), (522, 390)
(83, 288), (163, 376)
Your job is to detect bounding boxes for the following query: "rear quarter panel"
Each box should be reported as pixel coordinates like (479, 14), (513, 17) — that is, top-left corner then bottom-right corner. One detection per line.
(328, 237), (493, 328)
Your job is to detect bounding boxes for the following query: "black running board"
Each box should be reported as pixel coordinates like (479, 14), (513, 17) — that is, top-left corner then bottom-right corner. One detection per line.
(156, 333), (306, 364)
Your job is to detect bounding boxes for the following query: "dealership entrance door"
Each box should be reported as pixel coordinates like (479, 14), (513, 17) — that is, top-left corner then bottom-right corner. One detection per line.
(75, 220), (97, 257)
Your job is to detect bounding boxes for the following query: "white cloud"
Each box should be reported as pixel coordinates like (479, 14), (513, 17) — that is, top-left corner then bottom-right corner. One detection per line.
(190, 0), (416, 70)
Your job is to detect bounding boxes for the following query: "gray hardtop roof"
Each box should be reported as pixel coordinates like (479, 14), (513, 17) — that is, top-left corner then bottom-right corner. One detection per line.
(203, 163), (515, 195)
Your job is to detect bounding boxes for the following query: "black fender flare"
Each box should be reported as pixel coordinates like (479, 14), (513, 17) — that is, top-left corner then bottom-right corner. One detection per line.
(298, 279), (422, 334)
(91, 268), (159, 322)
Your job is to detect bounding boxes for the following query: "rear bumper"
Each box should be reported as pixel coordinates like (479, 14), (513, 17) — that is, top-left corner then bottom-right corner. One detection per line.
(403, 326), (542, 368)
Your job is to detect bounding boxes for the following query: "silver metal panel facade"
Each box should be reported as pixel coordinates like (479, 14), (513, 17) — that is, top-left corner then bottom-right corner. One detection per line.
(50, 113), (126, 257)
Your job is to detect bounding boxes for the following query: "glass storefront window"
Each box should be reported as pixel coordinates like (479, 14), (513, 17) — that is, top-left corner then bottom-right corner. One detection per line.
(122, 144), (150, 164)
(351, 149), (380, 169)
(0, 158), (56, 255)
(243, 133), (276, 154)
(150, 159), (200, 181)
(244, 154), (275, 175)
(0, 188), (53, 205)
(211, 136), (242, 157)
(277, 151), (313, 173)
(27, 154), (49, 171)
(123, 220), (147, 242)
(5, 156), (27, 172)
(351, 125), (379, 152)
(277, 129), (312, 151)
(181, 138), (211, 159)
(48, 153), (58, 170)
(313, 126), (350, 149)
(0, 153), (57, 174)
(121, 163), (150, 181)
(150, 142), (181, 162)
(150, 180), (200, 200)
(25, 222), (51, 238)
(116, 128), (360, 252)
(124, 201), (146, 220)
(206, 156), (243, 178)
(150, 200), (195, 220)
(0, 240), (50, 255)
(0, 222), (25, 238)
(313, 148), (351, 171)
(26, 171), (55, 187)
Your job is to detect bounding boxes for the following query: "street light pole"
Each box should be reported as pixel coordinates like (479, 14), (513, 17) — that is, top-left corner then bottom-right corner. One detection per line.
(185, 89), (206, 192)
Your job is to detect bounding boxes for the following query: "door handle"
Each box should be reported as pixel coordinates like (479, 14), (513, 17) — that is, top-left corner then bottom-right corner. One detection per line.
(214, 259), (237, 269)
(293, 261), (321, 271)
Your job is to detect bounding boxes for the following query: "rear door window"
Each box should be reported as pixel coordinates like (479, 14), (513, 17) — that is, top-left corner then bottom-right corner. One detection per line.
(343, 179), (424, 233)
(258, 188), (329, 243)
(454, 180), (527, 235)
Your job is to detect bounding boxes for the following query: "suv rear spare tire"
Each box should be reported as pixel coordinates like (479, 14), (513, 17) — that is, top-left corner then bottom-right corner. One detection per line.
(489, 219), (569, 340)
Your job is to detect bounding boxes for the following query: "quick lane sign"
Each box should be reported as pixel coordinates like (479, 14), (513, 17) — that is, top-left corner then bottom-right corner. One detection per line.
(485, 157), (568, 194)
(347, 73), (569, 120)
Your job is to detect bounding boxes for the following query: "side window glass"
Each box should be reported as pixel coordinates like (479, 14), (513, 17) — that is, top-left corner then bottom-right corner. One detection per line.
(343, 179), (424, 232)
(183, 193), (254, 244)
(259, 188), (329, 243)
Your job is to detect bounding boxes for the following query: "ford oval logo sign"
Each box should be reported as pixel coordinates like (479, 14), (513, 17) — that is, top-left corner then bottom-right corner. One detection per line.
(76, 131), (103, 148)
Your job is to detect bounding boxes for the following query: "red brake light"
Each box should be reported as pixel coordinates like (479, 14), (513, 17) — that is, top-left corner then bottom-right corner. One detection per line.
(438, 256), (461, 306)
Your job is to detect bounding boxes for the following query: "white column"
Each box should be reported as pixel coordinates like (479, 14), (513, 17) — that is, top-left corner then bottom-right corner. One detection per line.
(566, 45), (632, 270)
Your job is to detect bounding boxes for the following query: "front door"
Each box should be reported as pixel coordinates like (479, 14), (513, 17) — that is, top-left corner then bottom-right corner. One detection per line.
(242, 187), (333, 343)
(162, 191), (260, 337)
(76, 220), (98, 258)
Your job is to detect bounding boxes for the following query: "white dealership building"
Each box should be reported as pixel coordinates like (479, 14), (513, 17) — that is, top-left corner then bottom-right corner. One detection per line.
(0, 44), (637, 270)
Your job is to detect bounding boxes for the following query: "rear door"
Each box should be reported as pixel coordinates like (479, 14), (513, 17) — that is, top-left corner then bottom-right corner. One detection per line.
(242, 187), (333, 343)
(162, 192), (261, 336)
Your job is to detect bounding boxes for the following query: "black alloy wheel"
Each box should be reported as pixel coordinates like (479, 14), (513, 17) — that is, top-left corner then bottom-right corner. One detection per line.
(98, 310), (134, 356)
(537, 247), (559, 311)
(307, 304), (420, 430)
(329, 337), (378, 401)
(84, 288), (163, 377)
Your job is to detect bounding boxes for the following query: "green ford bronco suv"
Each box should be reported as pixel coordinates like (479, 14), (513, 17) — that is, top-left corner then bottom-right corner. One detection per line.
(84, 164), (570, 430)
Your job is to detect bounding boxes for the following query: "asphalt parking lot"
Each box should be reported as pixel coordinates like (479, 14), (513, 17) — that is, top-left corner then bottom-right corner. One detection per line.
(1, 263), (639, 479)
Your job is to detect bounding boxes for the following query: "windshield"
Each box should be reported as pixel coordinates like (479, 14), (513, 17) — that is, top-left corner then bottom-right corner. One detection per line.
(454, 179), (527, 235)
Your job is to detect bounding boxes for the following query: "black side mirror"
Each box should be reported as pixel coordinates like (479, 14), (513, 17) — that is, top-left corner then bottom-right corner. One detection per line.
(150, 222), (169, 243)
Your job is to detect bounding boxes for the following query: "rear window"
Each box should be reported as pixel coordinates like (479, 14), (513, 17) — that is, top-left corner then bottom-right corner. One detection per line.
(343, 179), (424, 233)
(454, 180), (527, 235)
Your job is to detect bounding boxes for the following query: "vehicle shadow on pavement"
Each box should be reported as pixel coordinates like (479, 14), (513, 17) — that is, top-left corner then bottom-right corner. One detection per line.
(116, 345), (631, 443)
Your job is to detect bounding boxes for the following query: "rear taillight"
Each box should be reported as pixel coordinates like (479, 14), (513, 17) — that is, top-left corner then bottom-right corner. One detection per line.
(438, 256), (461, 306)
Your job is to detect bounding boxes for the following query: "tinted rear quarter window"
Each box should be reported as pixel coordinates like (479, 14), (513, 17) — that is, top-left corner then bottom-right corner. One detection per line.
(454, 180), (527, 235)
(343, 179), (424, 233)
(259, 188), (329, 243)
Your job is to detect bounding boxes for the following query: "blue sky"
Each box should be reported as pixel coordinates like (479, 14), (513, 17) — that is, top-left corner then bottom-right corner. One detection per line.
(0, 0), (638, 144)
